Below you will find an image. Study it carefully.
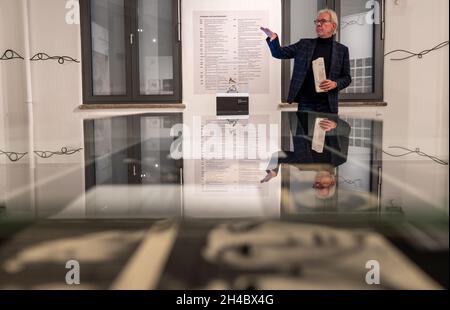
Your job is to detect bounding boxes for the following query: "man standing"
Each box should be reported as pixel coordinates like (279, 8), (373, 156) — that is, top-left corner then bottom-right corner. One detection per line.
(261, 9), (351, 114)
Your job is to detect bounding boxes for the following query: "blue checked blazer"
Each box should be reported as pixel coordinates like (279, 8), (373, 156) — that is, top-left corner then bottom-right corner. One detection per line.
(267, 37), (352, 113)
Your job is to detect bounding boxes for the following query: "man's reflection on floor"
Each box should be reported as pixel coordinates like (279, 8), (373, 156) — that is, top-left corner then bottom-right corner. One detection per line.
(261, 111), (351, 200)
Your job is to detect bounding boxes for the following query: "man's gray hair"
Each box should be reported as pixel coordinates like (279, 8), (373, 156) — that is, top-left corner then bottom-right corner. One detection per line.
(317, 9), (339, 35)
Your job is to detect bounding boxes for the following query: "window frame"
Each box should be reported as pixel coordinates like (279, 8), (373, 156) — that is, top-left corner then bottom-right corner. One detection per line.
(80, 0), (182, 105)
(281, 0), (385, 103)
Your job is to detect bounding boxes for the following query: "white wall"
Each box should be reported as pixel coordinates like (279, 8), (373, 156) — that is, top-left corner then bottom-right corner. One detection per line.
(338, 0), (448, 213)
(28, 0), (84, 164)
(0, 0), (283, 219)
(29, 0), (85, 218)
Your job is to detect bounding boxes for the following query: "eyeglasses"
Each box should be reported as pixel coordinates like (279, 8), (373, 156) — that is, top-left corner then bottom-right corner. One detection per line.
(314, 19), (332, 25)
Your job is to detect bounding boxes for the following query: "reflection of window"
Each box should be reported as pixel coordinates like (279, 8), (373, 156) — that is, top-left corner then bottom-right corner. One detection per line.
(84, 113), (183, 189)
(281, 0), (384, 102)
(80, 0), (182, 104)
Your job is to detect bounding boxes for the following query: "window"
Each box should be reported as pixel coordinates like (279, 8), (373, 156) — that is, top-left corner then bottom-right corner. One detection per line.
(80, 0), (182, 104)
(336, 0), (384, 100)
(83, 113), (183, 218)
(281, 0), (384, 102)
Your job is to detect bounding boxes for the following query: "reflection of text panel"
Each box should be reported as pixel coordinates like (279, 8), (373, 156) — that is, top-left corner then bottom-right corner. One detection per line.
(196, 116), (269, 195)
(194, 11), (269, 94)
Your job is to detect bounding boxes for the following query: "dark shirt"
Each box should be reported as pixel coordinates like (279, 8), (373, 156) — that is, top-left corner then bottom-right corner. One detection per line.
(295, 37), (333, 104)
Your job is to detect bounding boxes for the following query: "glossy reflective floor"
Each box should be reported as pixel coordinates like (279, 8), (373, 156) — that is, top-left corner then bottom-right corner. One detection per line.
(0, 112), (448, 289)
